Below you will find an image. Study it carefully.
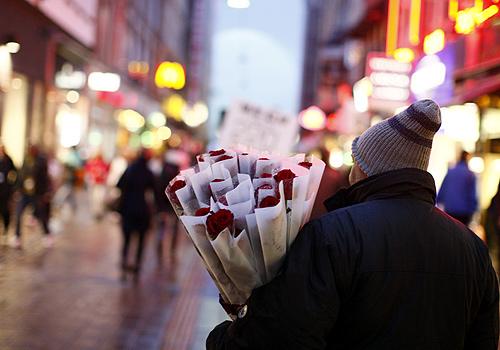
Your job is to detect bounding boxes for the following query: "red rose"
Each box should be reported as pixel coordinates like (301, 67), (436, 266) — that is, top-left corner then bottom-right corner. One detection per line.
(259, 196), (280, 208)
(298, 161), (312, 169)
(274, 169), (296, 200)
(256, 184), (273, 190)
(218, 195), (228, 206)
(206, 209), (234, 240)
(195, 207), (210, 216)
(260, 173), (272, 178)
(212, 178), (225, 183)
(258, 157), (269, 160)
(209, 149), (225, 156)
(217, 155), (233, 162)
(168, 179), (186, 205)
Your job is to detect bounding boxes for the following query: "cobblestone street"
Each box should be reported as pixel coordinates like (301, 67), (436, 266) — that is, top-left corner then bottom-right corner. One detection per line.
(0, 203), (227, 350)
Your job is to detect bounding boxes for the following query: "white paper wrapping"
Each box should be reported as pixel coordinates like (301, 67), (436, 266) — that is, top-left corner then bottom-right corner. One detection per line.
(254, 182), (287, 280)
(180, 215), (247, 305)
(210, 228), (262, 299)
(190, 165), (214, 205)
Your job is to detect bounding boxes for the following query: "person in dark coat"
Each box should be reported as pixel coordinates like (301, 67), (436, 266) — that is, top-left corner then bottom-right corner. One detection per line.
(207, 100), (499, 349)
(0, 141), (16, 241)
(14, 145), (52, 248)
(117, 149), (156, 279)
(437, 150), (478, 226)
(154, 150), (180, 265)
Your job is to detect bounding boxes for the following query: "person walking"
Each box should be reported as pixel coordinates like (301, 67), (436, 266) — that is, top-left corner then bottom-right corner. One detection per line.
(207, 100), (499, 349)
(437, 150), (478, 226)
(154, 150), (180, 266)
(14, 145), (52, 248)
(117, 149), (156, 280)
(0, 141), (16, 244)
(85, 152), (109, 220)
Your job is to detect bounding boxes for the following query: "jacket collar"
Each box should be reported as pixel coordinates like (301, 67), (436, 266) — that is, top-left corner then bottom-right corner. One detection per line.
(324, 168), (436, 212)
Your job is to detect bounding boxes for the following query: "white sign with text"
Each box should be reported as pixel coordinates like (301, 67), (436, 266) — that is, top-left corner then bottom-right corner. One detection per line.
(219, 101), (298, 155)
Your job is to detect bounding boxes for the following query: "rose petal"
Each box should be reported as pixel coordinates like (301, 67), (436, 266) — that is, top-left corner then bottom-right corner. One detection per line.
(194, 207), (210, 216)
(209, 149), (225, 157)
(259, 196), (280, 208)
(260, 173), (272, 178)
(217, 155), (233, 162)
(298, 161), (312, 169)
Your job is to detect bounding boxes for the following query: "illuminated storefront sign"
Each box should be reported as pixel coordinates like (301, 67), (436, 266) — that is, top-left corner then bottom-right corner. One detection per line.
(55, 64), (86, 90)
(366, 53), (412, 111)
(88, 72), (121, 92)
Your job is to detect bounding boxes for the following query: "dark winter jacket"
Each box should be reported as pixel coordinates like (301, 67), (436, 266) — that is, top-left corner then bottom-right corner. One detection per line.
(0, 153), (16, 202)
(117, 156), (156, 231)
(207, 168), (499, 349)
(437, 161), (478, 216)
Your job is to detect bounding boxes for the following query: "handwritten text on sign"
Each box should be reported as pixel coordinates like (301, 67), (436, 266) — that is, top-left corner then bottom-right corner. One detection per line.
(219, 101), (298, 154)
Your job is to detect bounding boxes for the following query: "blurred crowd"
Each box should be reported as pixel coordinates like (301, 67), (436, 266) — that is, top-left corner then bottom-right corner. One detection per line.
(0, 140), (193, 281)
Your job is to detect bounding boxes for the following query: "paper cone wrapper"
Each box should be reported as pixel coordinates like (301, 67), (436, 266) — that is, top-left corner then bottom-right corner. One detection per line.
(180, 215), (247, 305)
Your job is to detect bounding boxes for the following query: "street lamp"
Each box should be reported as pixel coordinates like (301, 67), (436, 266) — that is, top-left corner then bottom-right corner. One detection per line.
(227, 0), (250, 9)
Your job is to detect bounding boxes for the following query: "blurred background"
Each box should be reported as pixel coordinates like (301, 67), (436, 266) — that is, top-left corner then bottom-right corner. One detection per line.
(0, 0), (499, 349)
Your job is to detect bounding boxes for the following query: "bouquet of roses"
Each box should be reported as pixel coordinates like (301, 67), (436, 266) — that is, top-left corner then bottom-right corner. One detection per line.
(165, 149), (325, 311)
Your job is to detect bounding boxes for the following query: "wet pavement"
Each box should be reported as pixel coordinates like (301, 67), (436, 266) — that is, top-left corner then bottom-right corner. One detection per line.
(0, 199), (227, 350)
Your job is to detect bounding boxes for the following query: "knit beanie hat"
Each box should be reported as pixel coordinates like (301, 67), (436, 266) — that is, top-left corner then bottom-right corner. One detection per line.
(351, 99), (441, 176)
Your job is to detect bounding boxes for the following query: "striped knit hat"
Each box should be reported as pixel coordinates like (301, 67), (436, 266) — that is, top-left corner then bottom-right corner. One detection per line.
(352, 99), (441, 176)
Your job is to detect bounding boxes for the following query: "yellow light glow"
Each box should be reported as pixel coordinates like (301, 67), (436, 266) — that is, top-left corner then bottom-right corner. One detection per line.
(455, 8), (476, 34)
(393, 48), (415, 63)
(162, 94), (186, 121)
(469, 156), (484, 173)
(158, 126), (172, 140)
(386, 0), (400, 56)
(66, 90), (80, 104)
(155, 61), (185, 90)
(128, 61), (149, 75)
(168, 133), (182, 148)
(409, 0), (421, 45)
(148, 111), (166, 128)
(424, 29), (445, 55)
(449, 0), (459, 19)
(182, 102), (209, 127)
(328, 150), (344, 169)
(475, 0), (483, 12)
(141, 131), (154, 148)
(476, 5), (499, 24)
(299, 106), (326, 131)
(118, 109), (145, 132)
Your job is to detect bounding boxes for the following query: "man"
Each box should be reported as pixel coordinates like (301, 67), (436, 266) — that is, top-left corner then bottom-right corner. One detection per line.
(0, 141), (16, 243)
(207, 100), (499, 349)
(437, 150), (478, 226)
(15, 145), (52, 248)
